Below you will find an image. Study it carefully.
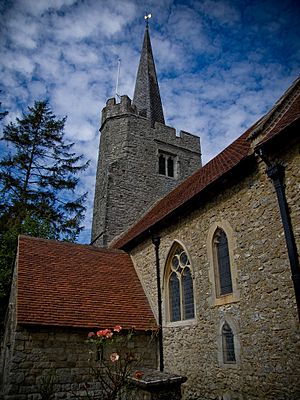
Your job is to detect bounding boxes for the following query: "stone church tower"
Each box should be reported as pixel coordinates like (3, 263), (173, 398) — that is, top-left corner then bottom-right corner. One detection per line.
(91, 25), (202, 247)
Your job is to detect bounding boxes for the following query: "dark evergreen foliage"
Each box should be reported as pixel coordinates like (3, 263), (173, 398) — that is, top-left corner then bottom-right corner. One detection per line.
(0, 100), (89, 325)
(0, 100), (89, 239)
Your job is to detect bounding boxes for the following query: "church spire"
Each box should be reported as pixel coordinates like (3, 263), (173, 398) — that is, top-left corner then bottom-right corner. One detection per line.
(133, 22), (165, 125)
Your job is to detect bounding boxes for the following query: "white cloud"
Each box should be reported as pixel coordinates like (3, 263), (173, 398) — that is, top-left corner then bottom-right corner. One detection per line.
(199, 0), (240, 26)
(3, 52), (35, 76)
(0, 0), (299, 244)
(14, 0), (77, 16)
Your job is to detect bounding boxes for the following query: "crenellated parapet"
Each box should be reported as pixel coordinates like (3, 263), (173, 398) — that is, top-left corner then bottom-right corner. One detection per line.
(101, 96), (200, 152)
(101, 95), (138, 126)
(93, 25), (201, 247)
(93, 96), (201, 247)
(154, 123), (200, 154)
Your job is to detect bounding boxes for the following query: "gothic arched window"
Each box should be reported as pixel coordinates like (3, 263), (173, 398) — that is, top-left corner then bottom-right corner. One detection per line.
(222, 322), (236, 363)
(166, 243), (195, 322)
(213, 228), (233, 296)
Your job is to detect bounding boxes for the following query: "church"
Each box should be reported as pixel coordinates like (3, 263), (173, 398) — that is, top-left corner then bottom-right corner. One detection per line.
(1, 23), (300, 400)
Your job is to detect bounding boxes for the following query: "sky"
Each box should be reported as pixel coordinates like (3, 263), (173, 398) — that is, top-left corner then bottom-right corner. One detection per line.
(0, 0), (299, 244)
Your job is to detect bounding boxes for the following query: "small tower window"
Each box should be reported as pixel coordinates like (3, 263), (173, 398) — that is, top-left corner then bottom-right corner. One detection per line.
(158, 151), (176, 178)
(222, 322), (236, 363)
(167, 157), (174, 177)
(159, 154), (166, 175)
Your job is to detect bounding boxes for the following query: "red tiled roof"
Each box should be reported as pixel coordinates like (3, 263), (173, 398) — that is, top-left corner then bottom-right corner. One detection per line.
(112, 77), (300, 250)
(258, 89), (300, 146)
(112, 128), (252, 249)
(17, 236), (155, 330)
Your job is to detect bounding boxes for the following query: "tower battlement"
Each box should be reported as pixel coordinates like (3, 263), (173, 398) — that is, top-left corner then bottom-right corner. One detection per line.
(101, 95), (138, 125)
(102, 95), (200, 153)
(154, 123), (200, 153)
(92, 24), (202, 247)
(102, 97), (199, 148)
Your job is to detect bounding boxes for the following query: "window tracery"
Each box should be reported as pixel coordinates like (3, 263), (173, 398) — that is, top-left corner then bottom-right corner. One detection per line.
(166, 243), (195, 322)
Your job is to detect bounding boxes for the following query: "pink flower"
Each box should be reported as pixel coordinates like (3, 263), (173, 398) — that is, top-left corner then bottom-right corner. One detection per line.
(105, 330), (113, 338)
(134, 371), (144, 380)
(110, 352), (120, 362)
(88, 332), (95, 338)
(113, 325), (122, 332)
(96, 329), (113, 338)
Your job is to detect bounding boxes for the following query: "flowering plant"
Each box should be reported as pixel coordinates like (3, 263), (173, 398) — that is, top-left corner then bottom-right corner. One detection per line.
(85, 325), (139, 400)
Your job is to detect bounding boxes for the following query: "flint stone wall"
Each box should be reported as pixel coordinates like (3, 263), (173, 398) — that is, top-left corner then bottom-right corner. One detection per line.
(129, 139), (300, 399)
(1, 325), (157, 400)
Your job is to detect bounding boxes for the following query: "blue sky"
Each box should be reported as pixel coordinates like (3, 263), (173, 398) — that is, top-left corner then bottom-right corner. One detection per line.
(0, 0), (299, 243)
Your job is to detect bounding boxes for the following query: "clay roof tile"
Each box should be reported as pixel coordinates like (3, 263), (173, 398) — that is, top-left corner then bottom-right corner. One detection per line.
(17, 236), (155, 330)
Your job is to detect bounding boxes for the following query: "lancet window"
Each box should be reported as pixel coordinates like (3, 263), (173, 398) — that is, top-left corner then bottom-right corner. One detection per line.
(222, 322), (236, 363)
(213, 228), (233, 296)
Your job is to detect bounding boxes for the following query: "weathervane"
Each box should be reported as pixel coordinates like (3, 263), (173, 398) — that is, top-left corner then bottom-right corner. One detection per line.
(144, 13), (152, 27)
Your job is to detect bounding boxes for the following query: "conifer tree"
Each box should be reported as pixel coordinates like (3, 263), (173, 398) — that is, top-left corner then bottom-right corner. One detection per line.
(0, 100), (89, 323)
(0, 100), (89, 240)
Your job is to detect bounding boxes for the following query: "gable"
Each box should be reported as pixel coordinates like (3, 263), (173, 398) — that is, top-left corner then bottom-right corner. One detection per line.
(250, 76), (300, 145)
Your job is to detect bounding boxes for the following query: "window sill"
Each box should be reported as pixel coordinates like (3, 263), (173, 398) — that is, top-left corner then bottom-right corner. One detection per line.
(158, 173), (177, 180)
(219, 361), (239, 369)
(209, 291), (240, 307)
(164, 318), (197, 328)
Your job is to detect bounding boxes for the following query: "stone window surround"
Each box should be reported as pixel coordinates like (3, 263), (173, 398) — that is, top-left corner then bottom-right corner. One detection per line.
(162, 240), (197, 327)
(158, 150), (177, 179)
(207, 220), (240, 307)
(217, 315), (240, 369)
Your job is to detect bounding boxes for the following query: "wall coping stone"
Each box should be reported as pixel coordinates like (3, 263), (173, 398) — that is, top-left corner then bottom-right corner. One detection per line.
(128, 368), (187, 392)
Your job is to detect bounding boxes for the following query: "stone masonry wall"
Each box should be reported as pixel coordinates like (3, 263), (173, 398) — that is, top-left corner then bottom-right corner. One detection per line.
(129, 141), (300, 399)
(1, 325), (157, 400)
(91, 95), (201, 247)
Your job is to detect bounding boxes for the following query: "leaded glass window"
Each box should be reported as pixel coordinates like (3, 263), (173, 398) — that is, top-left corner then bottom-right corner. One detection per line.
(169, 272), (181, 321)
(182, 268), (195, 319)
(222, 322), (236, 363)
(214, 229), (233, 296)
(167, 244), (195, 322)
